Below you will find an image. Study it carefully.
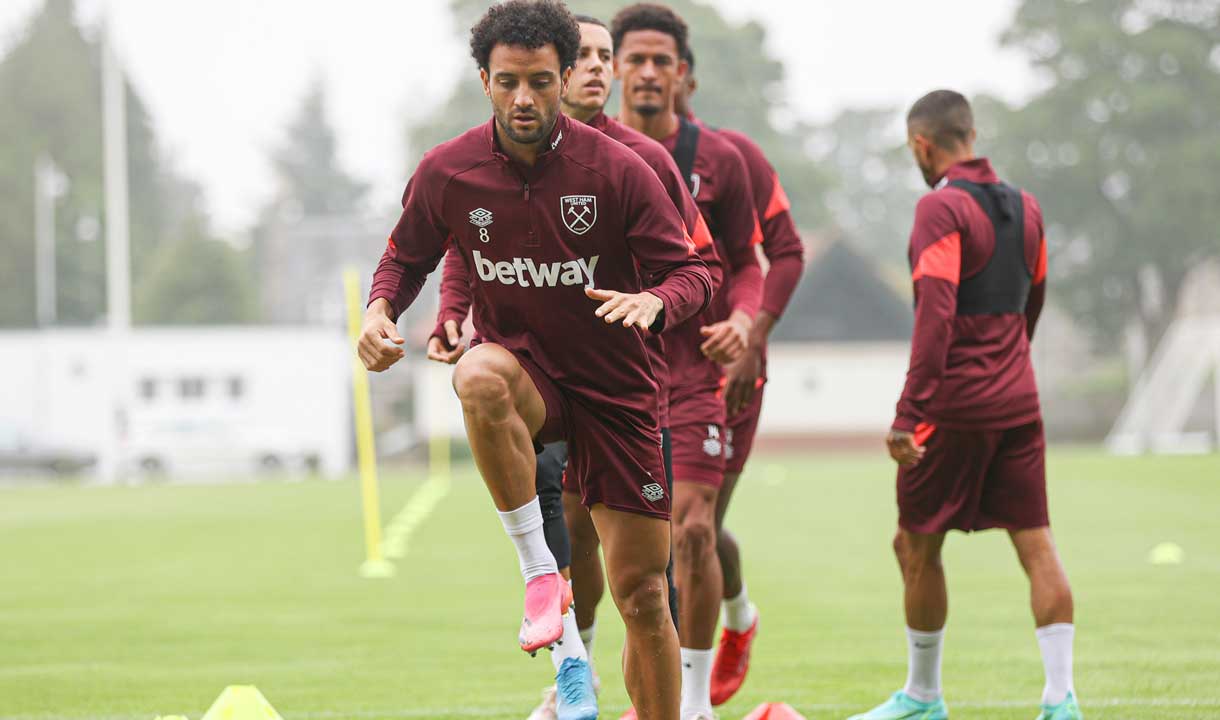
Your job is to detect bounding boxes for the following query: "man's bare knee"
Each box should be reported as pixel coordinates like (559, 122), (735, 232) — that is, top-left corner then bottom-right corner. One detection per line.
(1047, 580), (1074, 614)
(893, 530), (909, 573)
(452, 352), (515, 414)
(675, 514), (716, 566)
(901, 533), (943, 579)
(614, 570), (670, 631)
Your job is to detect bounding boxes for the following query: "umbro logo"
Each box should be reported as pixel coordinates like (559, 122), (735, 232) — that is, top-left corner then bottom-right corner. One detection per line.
(469, 208), (493, 227)
(702, 424), (722, 457)
(642, 483), (665, 502)
(551, 130), (563, 150)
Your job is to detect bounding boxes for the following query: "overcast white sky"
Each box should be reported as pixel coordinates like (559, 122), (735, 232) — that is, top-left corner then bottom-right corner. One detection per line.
(1, 0), (1037, 235)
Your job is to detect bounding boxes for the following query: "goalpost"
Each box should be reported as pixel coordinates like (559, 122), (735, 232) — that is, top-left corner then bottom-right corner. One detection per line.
(1106, 316), (1220, 454)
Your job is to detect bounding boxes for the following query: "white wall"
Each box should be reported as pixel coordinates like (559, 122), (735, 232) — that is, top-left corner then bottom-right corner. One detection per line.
(0, 328), (351, 477)
(406, 341), (912, 442)
(759, 342), (909, 435)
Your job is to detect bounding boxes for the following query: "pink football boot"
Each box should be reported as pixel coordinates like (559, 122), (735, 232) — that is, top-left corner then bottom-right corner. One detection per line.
(519, 572), (573, 654)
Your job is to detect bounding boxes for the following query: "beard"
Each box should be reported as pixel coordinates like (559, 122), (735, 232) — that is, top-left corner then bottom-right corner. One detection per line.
(628, 83), (667, 117)
(919, 161), (939, 189)
(495, 105), (555, 146)
(630, 99), (664, 117)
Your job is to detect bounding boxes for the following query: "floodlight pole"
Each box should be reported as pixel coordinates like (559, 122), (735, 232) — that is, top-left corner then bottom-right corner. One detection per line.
(34, 155), (68, 327)
(99, 18), (131, 484)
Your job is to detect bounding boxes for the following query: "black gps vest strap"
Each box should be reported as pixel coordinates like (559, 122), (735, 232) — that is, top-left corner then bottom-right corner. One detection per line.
(949, 179), (1031, 315)
(673, 116), (701, 196)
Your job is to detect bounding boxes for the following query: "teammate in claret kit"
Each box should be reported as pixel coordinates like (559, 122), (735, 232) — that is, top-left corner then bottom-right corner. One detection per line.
(847, 90), (1080, 720)
(610, 4), (764, 718)
(673, 45), (807, 708)
(357, 2), (712, 719)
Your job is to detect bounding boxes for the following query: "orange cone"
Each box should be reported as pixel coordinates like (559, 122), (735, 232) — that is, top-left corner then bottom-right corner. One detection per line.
(743, 702), (806, 720)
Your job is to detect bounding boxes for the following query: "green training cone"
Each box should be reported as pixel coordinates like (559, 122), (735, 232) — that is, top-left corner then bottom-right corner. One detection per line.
(200, 685), (283, 720)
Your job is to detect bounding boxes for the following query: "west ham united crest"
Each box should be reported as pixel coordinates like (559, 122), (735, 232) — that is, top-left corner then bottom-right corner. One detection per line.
(560, 195), (597, 235)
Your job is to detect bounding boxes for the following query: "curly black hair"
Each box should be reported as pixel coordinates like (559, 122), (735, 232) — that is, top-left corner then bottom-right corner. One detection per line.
(609, 3), (689, 60)
(470, 0), (581, 73)
(573, 14), (605, 29)
(681, 44), (695, 72)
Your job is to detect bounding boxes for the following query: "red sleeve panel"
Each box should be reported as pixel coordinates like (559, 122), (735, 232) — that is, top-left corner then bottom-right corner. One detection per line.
(720, 130), (805, 318)
(758, 173), (805, 317)
(713, 141), (763, 319)
(894, 194), (961, 432)
(1023, 190), (1047, 340)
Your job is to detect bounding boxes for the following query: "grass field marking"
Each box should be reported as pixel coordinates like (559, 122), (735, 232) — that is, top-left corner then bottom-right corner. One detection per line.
(7, 698), (1219, 720)
(381, 471), (452, 560)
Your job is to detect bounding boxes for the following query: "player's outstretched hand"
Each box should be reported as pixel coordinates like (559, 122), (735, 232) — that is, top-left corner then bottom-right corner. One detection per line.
(886, 429), (926, 466)
(358, 298), (406, 372)
(426, 320), (466, 364)
(586, 287), (664, 330)
(723, 344), (763, 416)
(700, 310), (751, 364)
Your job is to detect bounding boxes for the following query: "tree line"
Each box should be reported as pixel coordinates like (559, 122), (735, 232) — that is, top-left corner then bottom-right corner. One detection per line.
(3, 0), (1217, 363)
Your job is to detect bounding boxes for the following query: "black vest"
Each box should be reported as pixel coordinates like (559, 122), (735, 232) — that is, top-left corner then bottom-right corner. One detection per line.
(671, 115), (701, 197)
(948, 179), (1031, 315)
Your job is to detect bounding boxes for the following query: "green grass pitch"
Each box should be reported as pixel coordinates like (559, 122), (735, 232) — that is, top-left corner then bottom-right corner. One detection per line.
(1, 449), (1218, 719)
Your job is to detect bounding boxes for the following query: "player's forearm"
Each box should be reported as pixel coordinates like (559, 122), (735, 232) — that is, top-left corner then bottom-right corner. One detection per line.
(748, 310), (777, 348)
(648, 262), (713, 331)
(366, 297), (394, 321)
(727, 253), (763, 319)
(369, 247), (428, 322)
(894, 279), (957, 429)
(759, 252), (803, 318)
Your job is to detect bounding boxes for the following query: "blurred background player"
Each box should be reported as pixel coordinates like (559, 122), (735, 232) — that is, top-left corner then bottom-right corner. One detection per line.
(359, 2), (714, 718)
(612, 4), (763, 718)
(425, 13), (719, 719)
(552, 13), (727, 705)
(848, 90), (1079, 720)
(673, 45), (807, 707)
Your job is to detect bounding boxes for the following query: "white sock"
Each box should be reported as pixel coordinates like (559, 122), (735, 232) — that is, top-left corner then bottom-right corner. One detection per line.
(550, 584), (588, 671)
(1036, 623), (1075, 705)
(680, 647), (714, 716)
(722, 585), (756, 632)
(496, 498), (557, 582)
(579, 621), (596, 661)
(903, 627), (944, 703)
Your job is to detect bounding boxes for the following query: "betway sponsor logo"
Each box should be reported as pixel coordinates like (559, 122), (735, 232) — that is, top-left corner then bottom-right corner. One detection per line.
(473, 250), (598, 288)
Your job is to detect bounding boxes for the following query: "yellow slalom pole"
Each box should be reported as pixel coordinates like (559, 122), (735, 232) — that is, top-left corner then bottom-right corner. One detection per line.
(430, 428), (451, 483)
(344, 268), (394, 579)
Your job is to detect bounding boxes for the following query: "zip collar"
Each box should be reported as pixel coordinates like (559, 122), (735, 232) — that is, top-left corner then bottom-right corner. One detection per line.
(485, 113), (570, 170)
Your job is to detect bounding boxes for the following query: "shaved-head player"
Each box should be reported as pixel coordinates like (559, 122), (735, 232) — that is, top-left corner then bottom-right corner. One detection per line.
(848, 89), (1080, 720)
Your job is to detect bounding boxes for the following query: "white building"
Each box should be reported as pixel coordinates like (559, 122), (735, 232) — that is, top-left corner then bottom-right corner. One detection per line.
(0, 327), (351, 479)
